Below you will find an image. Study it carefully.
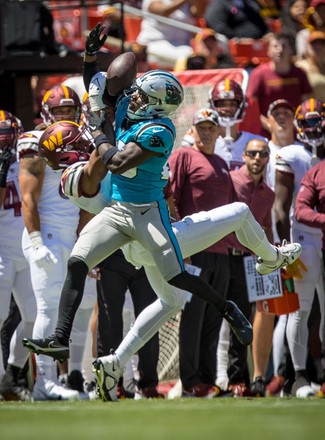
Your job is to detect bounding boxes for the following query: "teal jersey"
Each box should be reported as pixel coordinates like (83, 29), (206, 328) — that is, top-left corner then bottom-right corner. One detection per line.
(108, 95), (176, 203)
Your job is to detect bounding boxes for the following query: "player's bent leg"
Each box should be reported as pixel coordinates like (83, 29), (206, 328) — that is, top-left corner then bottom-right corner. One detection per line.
(173, 203), (301, 274)
(22, 257), (89, 361)
(174, 203), (250, 259)
(168, 271), (253, 346)
(94, 298), (181, 402)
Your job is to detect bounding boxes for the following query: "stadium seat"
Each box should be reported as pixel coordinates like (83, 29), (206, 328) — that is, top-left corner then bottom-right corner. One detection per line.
(229, 38), (269, 67)
(124, 15), (142, 43)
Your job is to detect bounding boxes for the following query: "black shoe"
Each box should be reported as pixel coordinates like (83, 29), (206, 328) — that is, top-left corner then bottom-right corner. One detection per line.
(223, 300), (253, 346)
(0, 374), (32, 401)
(22, 335), (69, 362)
(281, 378), (293, 397)
(250, 377), (266, 397)
(67, 370), (85, 393)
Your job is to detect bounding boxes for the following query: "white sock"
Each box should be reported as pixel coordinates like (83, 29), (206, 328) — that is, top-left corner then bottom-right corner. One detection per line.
(113, 299), (179, 368)
(286, 310), (309, 372)
(272, 315), (287, 376)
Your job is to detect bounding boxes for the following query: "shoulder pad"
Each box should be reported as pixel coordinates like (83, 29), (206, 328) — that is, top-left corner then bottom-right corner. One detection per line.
(17, 131), (42, 158)
(61, 162), (85, 198)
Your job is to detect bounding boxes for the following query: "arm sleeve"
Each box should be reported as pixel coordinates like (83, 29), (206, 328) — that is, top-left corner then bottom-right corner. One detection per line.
(82, 60), (99, 92)
(294, 171), (325, 229)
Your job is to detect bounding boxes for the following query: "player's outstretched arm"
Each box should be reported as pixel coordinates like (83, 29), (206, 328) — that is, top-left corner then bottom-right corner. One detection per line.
(80, 149), (107, 196)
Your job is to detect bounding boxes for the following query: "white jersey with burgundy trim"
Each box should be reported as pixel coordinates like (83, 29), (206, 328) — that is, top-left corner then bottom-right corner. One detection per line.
(182, 130), (266, 171)
(17, 129), (80, 230)
(38, 166), (80, 230)
(275, 143), (323, 237)
(215, 131), (267, 171)
(0, 160), (25, 253)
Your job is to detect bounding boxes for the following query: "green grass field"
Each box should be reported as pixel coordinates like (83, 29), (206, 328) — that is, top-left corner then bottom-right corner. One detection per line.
(1, 398), (324, 440)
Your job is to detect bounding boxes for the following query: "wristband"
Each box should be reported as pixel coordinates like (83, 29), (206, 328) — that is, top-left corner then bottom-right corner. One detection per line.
(101, 147), (119, 166)
(94, 134), (109, 149)
(29, 231), (43, 249)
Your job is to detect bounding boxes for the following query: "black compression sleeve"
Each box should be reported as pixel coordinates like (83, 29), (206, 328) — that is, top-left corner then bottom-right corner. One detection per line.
(82, 60), (99, 92)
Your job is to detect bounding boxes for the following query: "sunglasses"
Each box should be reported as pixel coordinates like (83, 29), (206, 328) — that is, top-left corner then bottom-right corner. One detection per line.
(245, 150), (269, 158)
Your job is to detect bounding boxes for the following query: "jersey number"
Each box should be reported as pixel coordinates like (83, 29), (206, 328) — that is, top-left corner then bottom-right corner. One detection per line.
(3, 181), (21, 216)
(121, 161), (170, 180)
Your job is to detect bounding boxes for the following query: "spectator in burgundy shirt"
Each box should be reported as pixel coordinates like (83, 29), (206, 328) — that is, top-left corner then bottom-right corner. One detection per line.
(246, 32), (312, 138)
(295, 160), (325, 235)
(216, 138), (274, 397)
(168, 108), (235, 398)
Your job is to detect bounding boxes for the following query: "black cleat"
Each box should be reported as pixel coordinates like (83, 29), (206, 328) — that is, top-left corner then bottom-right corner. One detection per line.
(22, 335), (69, 363)
(67, 370), (85, 393)
(250, 377), (266, 397)
(0, 374), (32, 401)
(223, 300), (253, 346)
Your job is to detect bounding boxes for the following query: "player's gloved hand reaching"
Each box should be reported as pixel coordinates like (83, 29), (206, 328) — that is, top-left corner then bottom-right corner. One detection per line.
(0, 149), (13, 188)
(285, 257), (308, 279)
(85, 23), (108, 56)
(89, 110), (115, 145)
(89, 110), (106, 133)
(29, 231), (58, 270)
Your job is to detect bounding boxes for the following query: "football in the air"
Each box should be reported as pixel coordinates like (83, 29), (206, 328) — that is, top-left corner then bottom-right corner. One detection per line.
(106, 52), (138, 96)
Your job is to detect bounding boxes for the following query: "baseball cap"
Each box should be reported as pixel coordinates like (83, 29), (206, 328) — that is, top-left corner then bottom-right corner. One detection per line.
(308, 31), (325, 43)
(311, 0), (325, 8)
(267, 99), (295, 117)
(193, 108), (219, 126)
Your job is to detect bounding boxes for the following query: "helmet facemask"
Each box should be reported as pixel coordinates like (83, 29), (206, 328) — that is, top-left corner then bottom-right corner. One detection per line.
(0, 111), (19, 155)
(209, 79), (247, 142)
(295, 99), (325, 149)
(41, 85), (82, 126)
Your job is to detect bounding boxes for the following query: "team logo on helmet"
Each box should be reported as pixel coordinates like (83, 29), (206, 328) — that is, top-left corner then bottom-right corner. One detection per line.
(39, 120), (93, 170)
(41, 131), (64, 152)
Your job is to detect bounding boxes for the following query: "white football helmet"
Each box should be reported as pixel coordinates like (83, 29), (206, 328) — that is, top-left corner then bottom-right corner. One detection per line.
(126, 70), (184, 120)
